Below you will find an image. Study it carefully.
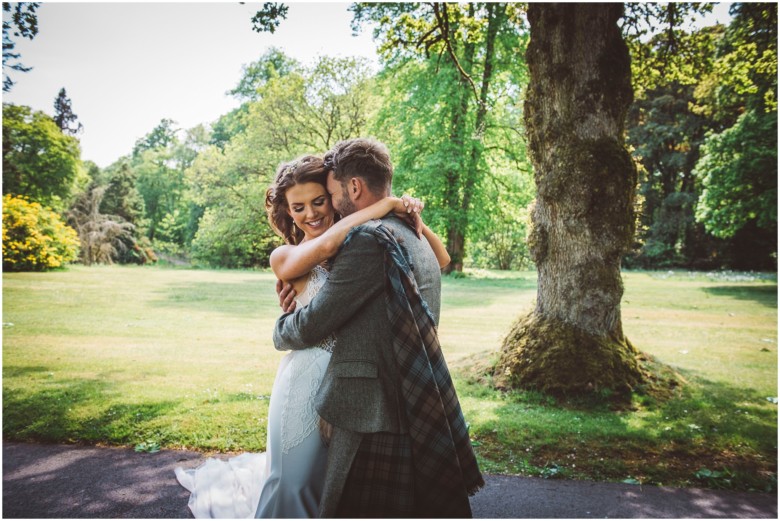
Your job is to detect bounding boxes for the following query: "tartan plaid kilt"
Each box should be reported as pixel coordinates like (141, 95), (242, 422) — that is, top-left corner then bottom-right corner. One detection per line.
(336, 431), (416, 518)
(337, 431), (473, 518)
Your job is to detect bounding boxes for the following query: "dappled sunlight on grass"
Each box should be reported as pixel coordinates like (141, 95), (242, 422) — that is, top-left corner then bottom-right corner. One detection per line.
(458, 372), (777, 489)
(448, 269), (775, 490)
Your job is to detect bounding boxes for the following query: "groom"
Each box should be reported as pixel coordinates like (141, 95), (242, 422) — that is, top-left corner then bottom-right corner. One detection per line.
(273, 137), (483, 517)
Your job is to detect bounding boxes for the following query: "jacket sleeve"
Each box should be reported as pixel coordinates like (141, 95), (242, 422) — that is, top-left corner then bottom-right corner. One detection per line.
(273, 228), (385, 351)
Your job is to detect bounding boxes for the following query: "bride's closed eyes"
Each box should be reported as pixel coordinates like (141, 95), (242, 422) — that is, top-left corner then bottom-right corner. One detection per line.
(292, 196), (328, 213)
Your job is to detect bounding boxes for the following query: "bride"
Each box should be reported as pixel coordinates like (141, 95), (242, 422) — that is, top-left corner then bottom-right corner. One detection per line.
(175, 155), (449, 518)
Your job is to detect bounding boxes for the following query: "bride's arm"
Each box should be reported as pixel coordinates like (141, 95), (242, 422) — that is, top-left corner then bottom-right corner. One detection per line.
(421, 222), (451, 269)
(270, 196), (412, 282)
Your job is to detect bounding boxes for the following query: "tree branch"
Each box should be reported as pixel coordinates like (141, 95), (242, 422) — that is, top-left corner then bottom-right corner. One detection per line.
(432, 2), (480, 105)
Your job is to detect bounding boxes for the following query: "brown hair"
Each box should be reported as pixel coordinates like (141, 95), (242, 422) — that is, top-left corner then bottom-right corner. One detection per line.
(323, 138), (393, 197)
(265, 155), (329, 245)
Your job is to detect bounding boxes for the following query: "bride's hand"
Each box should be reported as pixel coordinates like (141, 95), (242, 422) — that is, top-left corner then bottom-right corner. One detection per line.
(393, 195), (424, 238)
(401, 194), (424, 215)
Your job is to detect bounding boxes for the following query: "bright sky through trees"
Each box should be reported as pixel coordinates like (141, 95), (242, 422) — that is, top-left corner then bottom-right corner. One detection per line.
(3, 1), (379, 167)
(3, 2), (731, 168)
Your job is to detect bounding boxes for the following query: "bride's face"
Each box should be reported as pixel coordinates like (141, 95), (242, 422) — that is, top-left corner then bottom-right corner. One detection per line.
(285, 182), (335, 239)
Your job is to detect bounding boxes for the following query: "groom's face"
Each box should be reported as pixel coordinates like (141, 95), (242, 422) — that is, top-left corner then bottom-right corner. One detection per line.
(327, 171), (357, 217)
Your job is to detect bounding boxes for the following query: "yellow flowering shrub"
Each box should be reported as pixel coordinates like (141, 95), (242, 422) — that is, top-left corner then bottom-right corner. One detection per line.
(2, 194), (80, 271)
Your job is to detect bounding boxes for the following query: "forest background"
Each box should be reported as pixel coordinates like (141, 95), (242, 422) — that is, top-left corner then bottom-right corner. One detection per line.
(3, 2), (777, 275)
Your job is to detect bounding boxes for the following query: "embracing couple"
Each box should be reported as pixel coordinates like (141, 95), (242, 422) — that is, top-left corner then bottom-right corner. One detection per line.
(176, 138), (484, 518)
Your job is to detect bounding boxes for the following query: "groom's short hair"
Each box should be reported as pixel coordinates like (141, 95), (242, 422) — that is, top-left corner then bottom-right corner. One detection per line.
(325, 138), (393, 197)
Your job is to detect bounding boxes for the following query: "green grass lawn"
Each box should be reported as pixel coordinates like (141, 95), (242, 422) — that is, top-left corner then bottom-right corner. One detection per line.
(3, 265), (777, 491)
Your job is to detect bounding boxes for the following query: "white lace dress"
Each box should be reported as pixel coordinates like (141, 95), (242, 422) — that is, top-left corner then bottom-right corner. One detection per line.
(175, 265), (334, 518)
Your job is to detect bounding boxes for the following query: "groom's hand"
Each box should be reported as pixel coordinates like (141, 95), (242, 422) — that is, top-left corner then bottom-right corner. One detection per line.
(276, 279), (297, 313)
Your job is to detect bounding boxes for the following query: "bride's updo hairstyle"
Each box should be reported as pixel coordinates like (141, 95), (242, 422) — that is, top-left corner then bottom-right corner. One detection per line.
(265, 155), (329, 245)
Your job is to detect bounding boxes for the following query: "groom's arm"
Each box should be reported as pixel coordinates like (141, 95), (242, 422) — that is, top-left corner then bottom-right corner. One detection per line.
(273, 228), (385, 351)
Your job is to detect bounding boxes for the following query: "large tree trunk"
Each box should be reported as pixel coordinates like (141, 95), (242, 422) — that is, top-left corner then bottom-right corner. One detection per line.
(495, 3), (645, 396)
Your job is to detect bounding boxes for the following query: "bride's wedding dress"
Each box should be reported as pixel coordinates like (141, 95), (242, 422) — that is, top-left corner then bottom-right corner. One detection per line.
(175, 265), (333, 518)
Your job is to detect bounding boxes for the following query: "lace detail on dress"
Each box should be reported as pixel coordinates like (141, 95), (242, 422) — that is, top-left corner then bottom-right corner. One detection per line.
(297, 264), (328, 306)
(281, 348), (328, 454)
(280, 264), (335, 453)
(296, 265), (335, 353)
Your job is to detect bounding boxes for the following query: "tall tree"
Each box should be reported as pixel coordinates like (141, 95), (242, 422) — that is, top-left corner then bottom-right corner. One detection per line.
(228, 47), (299, 102)
(351, 2), (527, 272)
(495, 4), (644, 397)
(2, 2), (38, 91)
(693, 3), (777, 269)
(129, 118), (205, 248)
(626, 81), (715, 268)
(53, 87), (83, 136)
(2, 103), (85, 211)
(188, 53), (376, 267)
(132, 118), (177, 157)
(100, 159), (145, 228)
(694, 3), (778, 124)
(694, 109), (777, 269)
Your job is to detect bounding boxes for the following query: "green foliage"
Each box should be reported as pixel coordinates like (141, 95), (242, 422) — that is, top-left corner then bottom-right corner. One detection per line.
(132, 118), (177, 157)
(128, 119), (206, 254)
(99, 160), (146, 229)
(694, 3), (778, 121)
(694, 468), (736, 489)
(65, 159), (157, 266)
(622, 3), (718, 95)
(2, 103), (86, 211)
(247, 54), (377, 151)
(210, 105), (249, 150)
(356, 3), (532, 270)
(187, 53), (377, 268)
(18, 4), (769, 273)
(2, 194), (79, 271)
(134, 440), (161, 453)
(627, 82), (714, 268)
(625, 5), (778, 270)
(695, 109), (777, 240)
(687, 4), (778, 269)
(228, 47), (300, 102)
(467, 203), (533, 270)
(190, 206), (277, 268)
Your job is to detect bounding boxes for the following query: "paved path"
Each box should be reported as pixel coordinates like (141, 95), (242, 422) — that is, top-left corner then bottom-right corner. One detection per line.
(3, 442), (777, 518)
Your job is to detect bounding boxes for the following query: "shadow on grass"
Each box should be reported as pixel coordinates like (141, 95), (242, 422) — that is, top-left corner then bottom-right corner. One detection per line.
(3, 365), (51, 378)
(701, 284), (778, 308)
(149, 280), (277, 317)
(649, 369), (777, 447)
(3, 370), (177, 446)
(442, 275), (537, 309)
(460, 366), (777, 491)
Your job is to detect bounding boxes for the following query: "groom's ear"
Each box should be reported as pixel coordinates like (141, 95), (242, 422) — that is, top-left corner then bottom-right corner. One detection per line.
(349, 177), (362, 198)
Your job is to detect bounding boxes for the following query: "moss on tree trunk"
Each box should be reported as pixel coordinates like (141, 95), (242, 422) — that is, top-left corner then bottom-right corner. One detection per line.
(495, 3), (645, 397)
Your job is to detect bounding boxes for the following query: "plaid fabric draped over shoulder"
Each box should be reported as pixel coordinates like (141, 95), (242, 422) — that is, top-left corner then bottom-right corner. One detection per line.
(370, 223), (485, 517)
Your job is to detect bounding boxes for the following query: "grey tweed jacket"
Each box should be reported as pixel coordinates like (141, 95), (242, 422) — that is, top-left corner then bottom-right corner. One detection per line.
(272, 214), (442, 434)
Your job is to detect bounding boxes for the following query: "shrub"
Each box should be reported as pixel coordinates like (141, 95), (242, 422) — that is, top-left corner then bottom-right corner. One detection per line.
(2, 194), (79, 271)
(190, 206), (277, 268)
(66, 185), (149, 266)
